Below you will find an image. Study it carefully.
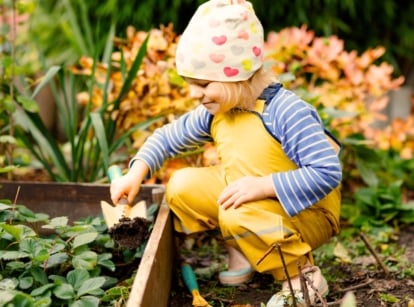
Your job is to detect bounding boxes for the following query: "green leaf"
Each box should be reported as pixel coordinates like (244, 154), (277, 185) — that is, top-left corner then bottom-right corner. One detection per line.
(67, 269), (89, 291)
(30, 267), (48, 285)
(7, 291), (34, 307)
(31, 66), (61, 99)
(32, 296), (52, 306)
(379, 292), (399, 303)
(20, 238), (48, 262)
(42, 216), (69, 229)
(113, 34), (149, 111)
(48, 275), (66, 284)
(6, 261), (26, 271)
(0, 223), (22, 240)
(73, 232), (98, 249)
(70, 295), (100, 307)
(49, 242), (66, 254)
(90, 113), (109, 172)
(14, 111), (70, 181)
(44, 253), (69, 269)
(53, 283), (75, 300)
(19, 276), (34, 290)
(97, 253), (115, 272)
(76, 277), (106, 297)
(0, 203), (12, 211)
(16, 96), (39, 113)
(356, 158), (379, 187)
(31, 284), (55, 296)
(72, 251), (97, 270)
(0, 251), (30, 260)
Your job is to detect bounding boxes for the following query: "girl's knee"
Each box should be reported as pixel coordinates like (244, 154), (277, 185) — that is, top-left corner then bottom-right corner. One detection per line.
(166, 168), (191, 199)
(219, 207), (243, 232)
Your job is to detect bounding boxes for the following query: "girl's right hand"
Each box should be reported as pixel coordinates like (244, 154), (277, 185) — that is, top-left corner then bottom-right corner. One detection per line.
(110, 160), (149, 205)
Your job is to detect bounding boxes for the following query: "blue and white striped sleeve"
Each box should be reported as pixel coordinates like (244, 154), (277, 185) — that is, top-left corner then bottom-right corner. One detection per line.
(267, 89), (342, 217)
(129, 105), (213, 175)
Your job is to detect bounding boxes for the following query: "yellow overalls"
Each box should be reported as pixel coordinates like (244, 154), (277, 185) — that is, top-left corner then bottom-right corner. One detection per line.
(166, 99), (341, 280)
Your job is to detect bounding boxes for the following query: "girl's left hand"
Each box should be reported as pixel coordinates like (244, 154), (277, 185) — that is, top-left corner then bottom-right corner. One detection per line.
(218, 175), (275, 209)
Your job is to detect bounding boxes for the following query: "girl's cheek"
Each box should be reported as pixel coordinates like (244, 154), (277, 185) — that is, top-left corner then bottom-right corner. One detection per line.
(205, 82), (227, 103)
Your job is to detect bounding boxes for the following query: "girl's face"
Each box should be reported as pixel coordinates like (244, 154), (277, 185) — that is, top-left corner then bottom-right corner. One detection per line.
(186, 79), (231, 115)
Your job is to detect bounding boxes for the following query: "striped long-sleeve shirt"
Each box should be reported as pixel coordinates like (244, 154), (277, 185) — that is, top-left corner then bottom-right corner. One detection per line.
(130, 83), (342, 216)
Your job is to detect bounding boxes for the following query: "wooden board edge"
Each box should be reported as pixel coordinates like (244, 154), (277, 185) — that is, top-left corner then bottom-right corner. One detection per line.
(127, 203), (174, 307)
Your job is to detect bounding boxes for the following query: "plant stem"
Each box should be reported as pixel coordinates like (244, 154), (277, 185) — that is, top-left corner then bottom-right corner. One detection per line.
(359, 233), (390, 276)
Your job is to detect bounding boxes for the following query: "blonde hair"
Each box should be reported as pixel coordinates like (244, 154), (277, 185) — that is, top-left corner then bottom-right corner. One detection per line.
(210, 68), (275, 112)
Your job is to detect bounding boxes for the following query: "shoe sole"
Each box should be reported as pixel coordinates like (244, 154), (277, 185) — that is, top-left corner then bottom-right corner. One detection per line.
(218, 267), (254, 286)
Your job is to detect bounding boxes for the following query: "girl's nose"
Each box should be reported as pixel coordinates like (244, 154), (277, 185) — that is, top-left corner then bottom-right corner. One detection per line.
(189, 84), (204, 98)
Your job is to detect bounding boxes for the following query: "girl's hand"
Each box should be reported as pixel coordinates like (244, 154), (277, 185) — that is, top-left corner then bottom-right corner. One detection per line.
(110, 160), (149, 205)
(218, 175), (276, 210)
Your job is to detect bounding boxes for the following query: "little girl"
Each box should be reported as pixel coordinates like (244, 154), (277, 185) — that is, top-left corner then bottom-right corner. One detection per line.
(110, 0), (342, 305)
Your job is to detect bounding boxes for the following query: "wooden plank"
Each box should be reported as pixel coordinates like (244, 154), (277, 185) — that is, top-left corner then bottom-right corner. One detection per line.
(127, 203), (173, 307)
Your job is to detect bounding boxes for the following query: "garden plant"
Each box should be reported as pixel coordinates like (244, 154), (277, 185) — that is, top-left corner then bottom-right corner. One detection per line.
(1, 0), (414, 306)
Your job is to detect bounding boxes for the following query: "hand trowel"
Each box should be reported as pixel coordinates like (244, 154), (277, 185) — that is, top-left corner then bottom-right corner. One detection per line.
(101, 165), (151, 249)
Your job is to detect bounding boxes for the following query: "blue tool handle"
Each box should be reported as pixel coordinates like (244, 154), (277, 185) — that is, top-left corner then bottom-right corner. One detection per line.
(107, 165), (128, 205)
(181, 264), (199, 292)
(107, 165), (123, 182)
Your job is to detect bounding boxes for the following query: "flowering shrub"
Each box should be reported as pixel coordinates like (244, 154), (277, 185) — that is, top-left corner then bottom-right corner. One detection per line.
(264, 25), (409, 157)
(71, 24), (197, 151)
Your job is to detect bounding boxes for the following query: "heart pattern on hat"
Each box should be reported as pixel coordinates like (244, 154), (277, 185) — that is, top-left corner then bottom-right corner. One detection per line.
(224, 67), (239, 77)
(212, 35), (227, 45)
(210, 53), (226, 63)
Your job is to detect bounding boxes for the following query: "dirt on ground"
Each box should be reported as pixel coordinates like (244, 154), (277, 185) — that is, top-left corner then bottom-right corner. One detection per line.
(169, 225), (414, 307)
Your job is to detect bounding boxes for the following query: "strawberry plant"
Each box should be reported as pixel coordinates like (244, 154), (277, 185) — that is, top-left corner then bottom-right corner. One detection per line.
(0, 200), (150, 306)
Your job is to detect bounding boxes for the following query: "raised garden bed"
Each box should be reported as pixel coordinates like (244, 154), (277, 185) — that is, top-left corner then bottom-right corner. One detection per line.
(0, 181), (173, 307)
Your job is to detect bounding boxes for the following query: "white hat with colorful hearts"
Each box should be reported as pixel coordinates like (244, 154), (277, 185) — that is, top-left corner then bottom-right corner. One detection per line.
(175, 0), (264, 82)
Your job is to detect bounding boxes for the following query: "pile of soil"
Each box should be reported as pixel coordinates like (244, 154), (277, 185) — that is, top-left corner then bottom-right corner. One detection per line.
(108, 216), (152, 249)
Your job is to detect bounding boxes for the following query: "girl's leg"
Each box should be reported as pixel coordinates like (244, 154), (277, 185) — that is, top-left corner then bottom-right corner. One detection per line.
(219, 187), (341, 281)
(166, 165), (225, 234)
(166, 165), (253, 283)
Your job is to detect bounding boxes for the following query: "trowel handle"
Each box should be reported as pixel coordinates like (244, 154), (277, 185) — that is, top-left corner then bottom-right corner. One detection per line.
(107, 165), (123, 182)
(107, 165), (128, 205)
(181, 264), (199, 292)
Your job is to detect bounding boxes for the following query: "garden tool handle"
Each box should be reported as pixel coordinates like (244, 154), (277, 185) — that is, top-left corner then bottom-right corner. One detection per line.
(107, 165), (129, 205)
(181, 264), (212, 307)
(181, 264), (199, 292)
(107, 165), (123, 182)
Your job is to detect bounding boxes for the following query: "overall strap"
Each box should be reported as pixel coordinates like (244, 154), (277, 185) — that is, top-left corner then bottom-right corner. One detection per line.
(258, 83), (283, 105)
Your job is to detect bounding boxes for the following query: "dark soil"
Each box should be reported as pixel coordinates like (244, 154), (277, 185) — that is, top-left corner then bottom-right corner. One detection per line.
(109, 216), (152, 249)
(169, 225), (414, 307)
